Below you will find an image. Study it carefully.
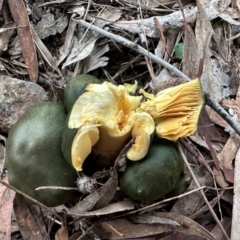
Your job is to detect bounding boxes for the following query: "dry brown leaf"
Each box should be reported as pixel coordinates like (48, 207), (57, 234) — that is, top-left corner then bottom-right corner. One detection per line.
(154, 212), (215, 240)
(222, 166), (234, 184)
(130, 213), (180, 226)
(93, 212), (215, 240)
(34, 14), (68, 40)
(214, 84), (240, 183)
(171, 167), (212, 216)
(196, 0), (223, 101)
(55, 227), (68, 240)
(198, 109), (224, 170)
(217, 135), (240, 171)
(222, 99), (240, 118)
(73, 199), (135, 218)
(31, 27), (64, 82)
(90, 6), (122, 28)
(7, 0), (38, 82)
(13, 194), (46, 240)
(182, 23), (200, 79)
(205, 106), (229, 129)
(213, 167), (229, 188)
(189, 197), (219, 220)
(211, 217), (231, 240)
(180, 1), (200, 79)
(0, 176), (15, 240)
(93, 218), (173, 239)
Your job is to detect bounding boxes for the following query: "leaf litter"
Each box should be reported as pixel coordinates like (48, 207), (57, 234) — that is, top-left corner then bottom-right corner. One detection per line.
(1, 0), (240, 239)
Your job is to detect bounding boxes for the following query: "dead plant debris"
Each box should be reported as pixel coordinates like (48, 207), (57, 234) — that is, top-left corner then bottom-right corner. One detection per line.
(1, 0), (240, 239)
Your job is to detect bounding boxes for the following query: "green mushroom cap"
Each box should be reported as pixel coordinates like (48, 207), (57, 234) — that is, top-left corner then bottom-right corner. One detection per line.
(6, 102), (78, 207)
(119, 138), (184, 202)
(64, 74), (101, 113)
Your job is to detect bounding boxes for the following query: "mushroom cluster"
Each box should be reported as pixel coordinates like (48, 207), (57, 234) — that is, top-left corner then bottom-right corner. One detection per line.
(5, 74), (204, 206)
(67, 77), (203, 171)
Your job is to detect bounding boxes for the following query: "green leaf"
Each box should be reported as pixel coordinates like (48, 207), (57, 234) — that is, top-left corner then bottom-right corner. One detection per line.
(174, 43), (184, 60)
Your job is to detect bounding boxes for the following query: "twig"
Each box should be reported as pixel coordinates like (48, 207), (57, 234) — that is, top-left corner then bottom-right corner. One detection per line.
(177, 142), (230, 240)
(72, 17), (191, 81)
(153, 17), (172, 60)
(83, 0), (91, 21)
(204, 92), (240, 136)
(137, 12), (156, 88)
(36, 186), (79, 191)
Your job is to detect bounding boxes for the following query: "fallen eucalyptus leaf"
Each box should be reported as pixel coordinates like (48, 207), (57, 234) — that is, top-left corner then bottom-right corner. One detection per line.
(72, 199), (134, 217)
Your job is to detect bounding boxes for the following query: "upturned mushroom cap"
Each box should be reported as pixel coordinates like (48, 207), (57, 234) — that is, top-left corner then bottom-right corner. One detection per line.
(68, 82), (155, 171)
(6, 102), (78, 207)
(62, 74), (102, 171)
(138, 79), (204, 141)
(63, 77), (204, 172)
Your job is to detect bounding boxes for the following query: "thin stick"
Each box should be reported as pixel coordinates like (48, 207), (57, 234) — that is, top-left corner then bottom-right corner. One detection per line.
(153, 17), (172, 60)
(205, 92), (240, 135)
(36, 186), (79, 191)
(72, 17), (191, 81)
(110, 184), (232, 221)
(177, 142), (230, 240)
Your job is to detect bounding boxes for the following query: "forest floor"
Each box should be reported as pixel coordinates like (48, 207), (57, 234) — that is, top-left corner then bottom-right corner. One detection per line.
(0, 0), (239, 239)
